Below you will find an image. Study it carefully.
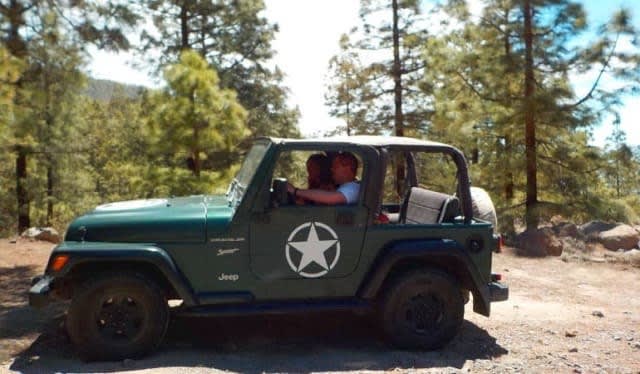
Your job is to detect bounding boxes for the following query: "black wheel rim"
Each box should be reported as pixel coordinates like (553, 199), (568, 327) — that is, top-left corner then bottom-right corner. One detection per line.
(95, 293), (146, 343)
(400, 293), (444, 335)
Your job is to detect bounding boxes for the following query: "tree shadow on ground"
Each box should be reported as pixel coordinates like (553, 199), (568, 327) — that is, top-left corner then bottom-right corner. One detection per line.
(10, 311), (507, 373)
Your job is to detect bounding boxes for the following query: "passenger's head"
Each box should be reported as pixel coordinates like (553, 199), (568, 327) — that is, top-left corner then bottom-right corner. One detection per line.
(331, 152), (358, 184)
(306, 153), (332, 189)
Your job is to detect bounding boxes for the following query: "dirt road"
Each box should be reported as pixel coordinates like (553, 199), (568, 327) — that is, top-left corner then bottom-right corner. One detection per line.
(1, 239), (639, 373)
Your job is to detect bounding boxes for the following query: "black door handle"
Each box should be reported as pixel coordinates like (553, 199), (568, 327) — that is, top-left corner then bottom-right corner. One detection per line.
(336, 212), (354, 225)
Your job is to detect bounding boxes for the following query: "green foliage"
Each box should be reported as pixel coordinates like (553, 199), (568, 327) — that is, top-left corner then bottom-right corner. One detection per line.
(147, 50), (249, 177)
(0, 1), (298, 236)
(0, 45), (22, 129)
(571, 194), (639, 225)
(422, 0), (640, 231)
(0, 1), (139, 56)
(1, 0), (142, 233)
(325, 0), (432, 136)
(325, 34), (377, 135)
(138, 0), (299, 140)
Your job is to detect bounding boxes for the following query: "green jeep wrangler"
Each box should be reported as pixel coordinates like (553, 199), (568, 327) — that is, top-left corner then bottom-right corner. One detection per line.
(30, 136), (508, 360)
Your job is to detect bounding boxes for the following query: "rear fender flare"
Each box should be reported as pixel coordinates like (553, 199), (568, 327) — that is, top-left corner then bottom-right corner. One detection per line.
(357, 239), (491, 316)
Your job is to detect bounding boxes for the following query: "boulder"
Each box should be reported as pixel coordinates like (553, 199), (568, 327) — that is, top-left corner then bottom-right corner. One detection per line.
(20, 227), (61, 244)
(554, 222), (579, 238)
(516, 227), (563, 257)
(579, 221), (617, 237)
(598, 225), (640, 251)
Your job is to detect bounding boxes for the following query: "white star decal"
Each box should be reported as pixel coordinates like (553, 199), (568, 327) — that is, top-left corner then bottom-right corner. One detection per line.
(288, 223), (337, 271)
(286, 222), (341, 278)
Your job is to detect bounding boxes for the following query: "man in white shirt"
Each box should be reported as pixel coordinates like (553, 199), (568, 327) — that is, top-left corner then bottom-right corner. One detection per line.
(288, 152), (360, 205)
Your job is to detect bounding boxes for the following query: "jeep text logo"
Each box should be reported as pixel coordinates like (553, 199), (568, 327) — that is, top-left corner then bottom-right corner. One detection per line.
(285, 222), (341, 278)
(218, 273), (239, 281)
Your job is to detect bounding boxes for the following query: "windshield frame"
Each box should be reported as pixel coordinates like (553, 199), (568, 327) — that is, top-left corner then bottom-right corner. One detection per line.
(227, 140), (270, 207)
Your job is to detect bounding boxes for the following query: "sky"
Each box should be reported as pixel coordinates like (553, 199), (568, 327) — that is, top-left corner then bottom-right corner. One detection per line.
(88, 0), (640, 147)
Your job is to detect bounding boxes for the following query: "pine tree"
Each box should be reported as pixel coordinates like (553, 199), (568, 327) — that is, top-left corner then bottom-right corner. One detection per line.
(325, 34), (376, 136)
(326, 0), (433, 196)
(138, 0), (299, 144)
(426, 0), (640, 230)
(20, 19), (86, 225)
(604, 121), (637, 199)
(0, 0), (139, 232)
(147, 50), (248, 179)
(0, 45), (21, 128)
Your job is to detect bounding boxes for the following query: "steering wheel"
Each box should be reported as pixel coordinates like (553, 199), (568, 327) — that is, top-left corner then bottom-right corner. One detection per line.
(271, 178), (293, 206)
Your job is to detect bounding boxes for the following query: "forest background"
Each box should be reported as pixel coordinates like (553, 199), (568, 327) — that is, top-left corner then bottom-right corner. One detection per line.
(1, 0), (640, 238)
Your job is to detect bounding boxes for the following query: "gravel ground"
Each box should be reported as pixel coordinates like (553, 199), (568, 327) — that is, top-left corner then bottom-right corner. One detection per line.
(1, 239), (639, 373)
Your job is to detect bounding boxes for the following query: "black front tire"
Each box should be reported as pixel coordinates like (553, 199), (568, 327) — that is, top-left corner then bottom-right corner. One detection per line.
(380, 269), (464, 350)
(66, 272), (169, 361)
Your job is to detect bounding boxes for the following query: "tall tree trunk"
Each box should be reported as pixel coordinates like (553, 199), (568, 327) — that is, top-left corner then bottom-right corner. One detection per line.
(192, 124), (201, 178)
(392, 0), (405, 197)
(504, 135), (515, 236)
(6, 0), (29, 232)
(523, 0), (538, 229)
(346, 101), (351, 136)
(191, 89), (201, 178)
(5, 0), (27, 58)
(180, 2), (190, 50)
(16, 146), (30, 231)
(47, 164), (54, 225)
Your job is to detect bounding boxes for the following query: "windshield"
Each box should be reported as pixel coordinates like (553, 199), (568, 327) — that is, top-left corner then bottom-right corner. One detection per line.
(227, 141), (270, 206)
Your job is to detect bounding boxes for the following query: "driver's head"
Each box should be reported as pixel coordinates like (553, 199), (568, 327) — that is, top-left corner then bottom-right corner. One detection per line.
(331, 152), (358, 184)
(306, 153), (331, 188)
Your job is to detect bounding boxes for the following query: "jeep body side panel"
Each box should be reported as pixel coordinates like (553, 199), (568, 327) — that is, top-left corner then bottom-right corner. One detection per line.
(162, 200), (252, 296)
(40, 241), (197, 306)
(161, 141), (272, 298)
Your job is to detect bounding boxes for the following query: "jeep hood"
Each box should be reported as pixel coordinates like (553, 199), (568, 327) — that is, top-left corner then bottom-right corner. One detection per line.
(65, 195), (232, 243)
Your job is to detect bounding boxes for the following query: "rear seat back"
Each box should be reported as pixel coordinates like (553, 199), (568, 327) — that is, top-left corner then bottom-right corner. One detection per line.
(403, 187), (459, 224)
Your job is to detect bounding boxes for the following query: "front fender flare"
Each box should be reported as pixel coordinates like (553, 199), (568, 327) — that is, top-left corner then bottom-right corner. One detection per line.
(48, 242), (197, 306)
(357, 239), (491, 316)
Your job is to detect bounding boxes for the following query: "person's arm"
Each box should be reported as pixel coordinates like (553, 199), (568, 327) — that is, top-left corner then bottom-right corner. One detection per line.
(287, 183), (347, 205)
(296, 188), (347, 205)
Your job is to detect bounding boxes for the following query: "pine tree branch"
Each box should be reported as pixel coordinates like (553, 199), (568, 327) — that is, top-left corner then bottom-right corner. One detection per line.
(454, 70), (502, 102)
(400, 63), (426, 74)
(538, 153), (601, 174)
(564, 32), (620, 109)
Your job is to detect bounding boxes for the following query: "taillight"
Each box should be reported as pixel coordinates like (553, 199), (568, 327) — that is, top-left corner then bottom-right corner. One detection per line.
(492, 273), (504, 282)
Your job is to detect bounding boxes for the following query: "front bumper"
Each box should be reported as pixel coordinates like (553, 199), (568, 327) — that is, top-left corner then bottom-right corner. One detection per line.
(489, 281), (509, 302)
(29, 275), (54, 308)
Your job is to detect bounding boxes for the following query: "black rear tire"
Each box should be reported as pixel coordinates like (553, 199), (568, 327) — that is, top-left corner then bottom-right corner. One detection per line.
(66, 272), (169, 361)
(380, 269), (464, 350)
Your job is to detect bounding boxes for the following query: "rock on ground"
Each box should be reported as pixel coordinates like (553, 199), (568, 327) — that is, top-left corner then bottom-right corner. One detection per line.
(597, 224), (640, 251)
(579, 221), (617, 238)
(20, 227), (61, 244)
(553, 222), (579, 238)
(516, 227), (563, 256)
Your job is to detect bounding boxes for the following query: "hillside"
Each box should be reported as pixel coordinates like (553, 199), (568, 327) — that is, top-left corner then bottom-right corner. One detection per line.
(84, 78), (147, 101)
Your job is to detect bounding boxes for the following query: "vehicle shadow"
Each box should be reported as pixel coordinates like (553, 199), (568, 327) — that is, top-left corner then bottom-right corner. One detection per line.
(10, 311), (507, 373)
